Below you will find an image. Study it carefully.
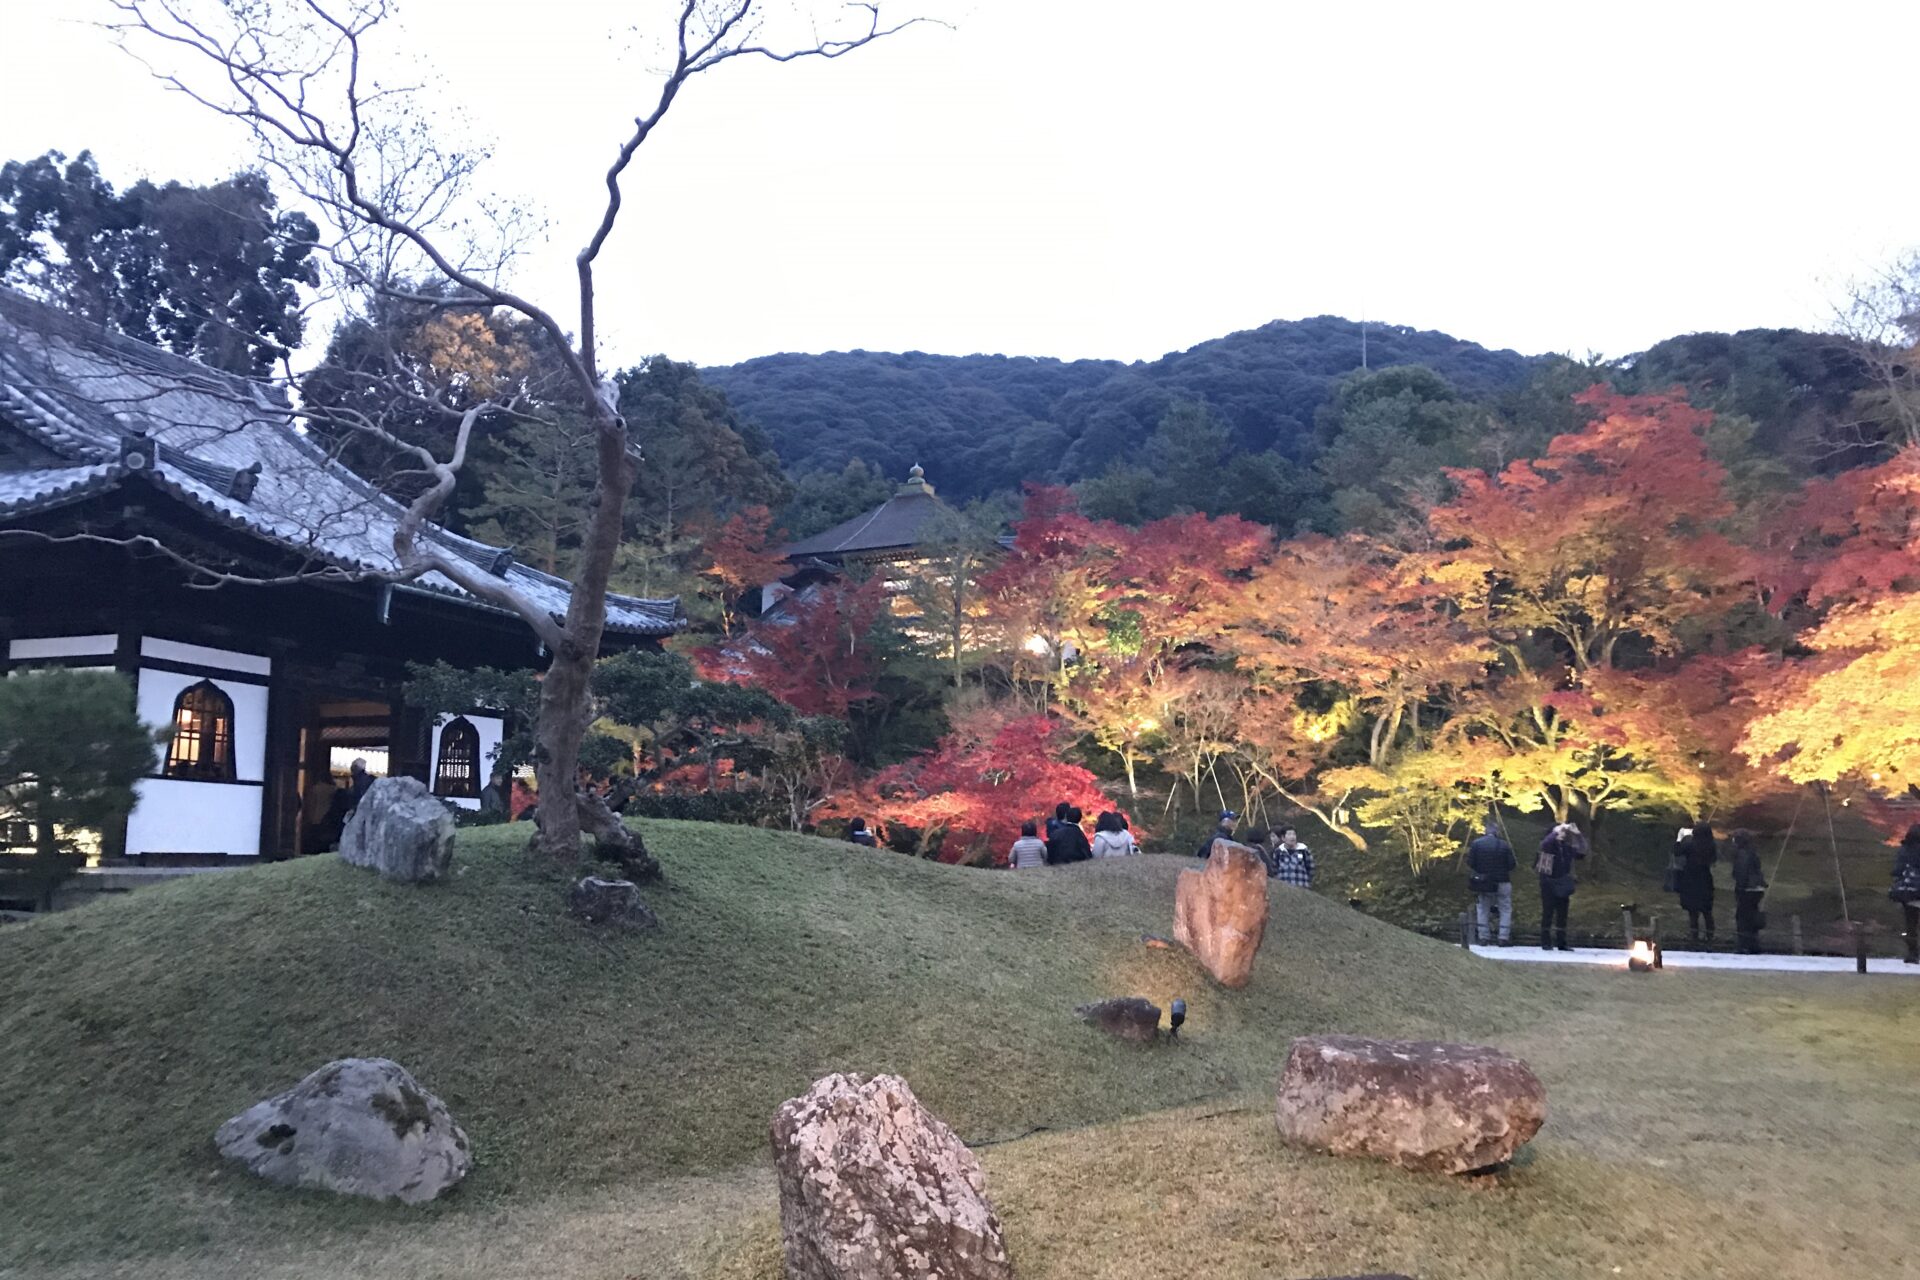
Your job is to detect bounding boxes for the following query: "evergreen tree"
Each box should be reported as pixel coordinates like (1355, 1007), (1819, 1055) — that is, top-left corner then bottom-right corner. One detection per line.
(0, 150), (318, 375)
(466, 415), (598, 575)
(0, 670), (158, 903)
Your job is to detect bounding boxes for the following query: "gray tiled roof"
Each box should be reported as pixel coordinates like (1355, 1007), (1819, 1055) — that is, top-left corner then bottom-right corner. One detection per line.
(0, 289), (682, 636)
(780, 488), (946, 559)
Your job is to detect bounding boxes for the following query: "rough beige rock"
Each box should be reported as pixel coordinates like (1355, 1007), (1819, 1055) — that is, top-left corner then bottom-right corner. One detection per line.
(769, 1073), (1014, 1280)
(339, 776), (455, 882)
(1074, 997), (1162, 1042)
(1172, 838), (1270, 987)
(215, 1057), (471, 1203)
(1275, 1035), (1546, 1174)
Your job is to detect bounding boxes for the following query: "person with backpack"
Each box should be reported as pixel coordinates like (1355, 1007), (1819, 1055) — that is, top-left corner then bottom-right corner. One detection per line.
(1892, 824), (1920, 965)
(1729, 828), (1768, 954)
(1536, 821), (1586, 951)
(1673, 822), (1719, 945)
(1465, 815), (1517, 946)
(1195, 810), (1238, 858)
(1008, 820), (1048, 869)
(1046, 806), (1093, 864)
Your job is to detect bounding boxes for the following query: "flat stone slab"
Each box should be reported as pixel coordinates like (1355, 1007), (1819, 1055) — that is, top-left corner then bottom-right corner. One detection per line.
(1075, 997), (1161, 1042)
(1276, 1035), (1545, 1175)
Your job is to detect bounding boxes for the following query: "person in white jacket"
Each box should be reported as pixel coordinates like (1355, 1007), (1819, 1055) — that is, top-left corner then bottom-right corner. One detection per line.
(1008, 820), (1048, 869)
(1091, 811), (1139, 857)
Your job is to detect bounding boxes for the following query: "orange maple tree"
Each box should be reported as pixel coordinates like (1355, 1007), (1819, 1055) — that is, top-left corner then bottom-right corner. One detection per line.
(692, 505), (787, 637)
(1426, 387), (1749, 673)
(1743, 448), (1920, 790)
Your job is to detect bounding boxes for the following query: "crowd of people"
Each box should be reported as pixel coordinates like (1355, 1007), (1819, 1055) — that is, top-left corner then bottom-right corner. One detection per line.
(1002, 804), (1320, 887)
(1464, 814), (1920, 960)
(838, 803), (1920, 963)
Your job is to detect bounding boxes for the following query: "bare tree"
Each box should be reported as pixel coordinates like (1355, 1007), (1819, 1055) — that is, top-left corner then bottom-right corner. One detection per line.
(100, 0), (927, 860)
(1835, 250), (1920, 450)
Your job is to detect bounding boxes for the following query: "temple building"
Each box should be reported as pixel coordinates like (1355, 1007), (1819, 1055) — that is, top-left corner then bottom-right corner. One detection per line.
(0, 287), (682, 866)
(764, 464), (996, 621)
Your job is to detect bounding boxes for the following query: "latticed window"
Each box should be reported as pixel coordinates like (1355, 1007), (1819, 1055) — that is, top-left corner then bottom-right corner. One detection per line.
(433, 716), (480, 798)
(164, 680), (236, 782)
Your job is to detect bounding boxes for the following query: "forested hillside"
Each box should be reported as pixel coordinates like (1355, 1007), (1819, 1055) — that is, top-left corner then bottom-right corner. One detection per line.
(707, 317), (1536, 503)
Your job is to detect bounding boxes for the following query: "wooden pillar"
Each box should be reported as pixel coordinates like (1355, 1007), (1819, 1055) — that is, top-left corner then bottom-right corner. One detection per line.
(390, 703), (432, 784)
(258, 658), (302, 861)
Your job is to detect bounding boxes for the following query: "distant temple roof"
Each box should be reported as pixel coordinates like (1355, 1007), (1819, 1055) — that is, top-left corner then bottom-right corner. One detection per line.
(779, 464), (946, 561)
(0, 288), (683, 637)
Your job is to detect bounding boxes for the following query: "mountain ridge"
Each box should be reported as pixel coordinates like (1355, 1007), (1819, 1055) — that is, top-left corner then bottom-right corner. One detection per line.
(704, 314), (1539, 502)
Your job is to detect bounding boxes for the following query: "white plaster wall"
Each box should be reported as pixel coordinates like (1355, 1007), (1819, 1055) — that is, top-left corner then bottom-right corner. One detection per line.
(136, 668), (269, 782)
(125, 778), (261, 856)
(8, 634), (117, 660)
(431, 713), (505, 810)
(140, 637), (273, 677)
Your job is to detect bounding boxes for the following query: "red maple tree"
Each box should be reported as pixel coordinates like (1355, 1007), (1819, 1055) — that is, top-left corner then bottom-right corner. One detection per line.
(692, 505), (788, 636)
(729, 580), (885, 717)
(868, 706), (1117, 864)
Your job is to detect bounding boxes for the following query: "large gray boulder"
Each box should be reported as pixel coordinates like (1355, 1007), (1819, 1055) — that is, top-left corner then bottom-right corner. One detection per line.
(770, 1073), (1014, 1280)
(340, 776), (455, 882)
(1275, 1035), (1546, 1174)
(215, 1057), (471, 1203)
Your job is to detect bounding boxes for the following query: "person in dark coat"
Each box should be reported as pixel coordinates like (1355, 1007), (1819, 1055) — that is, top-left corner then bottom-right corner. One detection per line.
(346, 758), (374, 810)
(1046, 802), (1071, 842)
(1195, 810), (1238, 858)
(1536, 822), (1586, 951)
(1893, 824), (1920, 965)
(1465, 816), (1517, 946)
(1675, 821), (1719, 944)
(1046, 806), (1092, 865)
(479, 769), (511, 818)
(847, 817), (877, 847)
(1729, 828), (1768, 954)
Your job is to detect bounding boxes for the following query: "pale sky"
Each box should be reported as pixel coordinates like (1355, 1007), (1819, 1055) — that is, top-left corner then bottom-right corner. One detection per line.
(1, 0), (1915, 370)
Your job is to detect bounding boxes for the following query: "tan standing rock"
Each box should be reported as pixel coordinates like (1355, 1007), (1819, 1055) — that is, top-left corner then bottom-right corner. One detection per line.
(769, 1073), (1014, 1280)
(1172, 838), (1270, 987)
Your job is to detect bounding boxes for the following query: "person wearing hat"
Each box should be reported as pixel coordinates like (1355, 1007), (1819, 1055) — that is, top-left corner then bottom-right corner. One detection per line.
(1195, 810), (1238, 858)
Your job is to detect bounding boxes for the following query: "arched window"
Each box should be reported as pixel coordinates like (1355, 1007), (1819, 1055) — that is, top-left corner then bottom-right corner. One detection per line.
(164, 680), (236, 782)
(433, 716), (481, 798)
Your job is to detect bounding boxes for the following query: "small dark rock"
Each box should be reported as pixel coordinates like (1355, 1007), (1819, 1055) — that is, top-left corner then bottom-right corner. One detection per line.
(1074, 997), (1162, 1042)
(567, 875), (658, 929)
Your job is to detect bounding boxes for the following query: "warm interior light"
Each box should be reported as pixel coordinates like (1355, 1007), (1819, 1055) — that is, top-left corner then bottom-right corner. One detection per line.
(1628, 939), (1659, 972)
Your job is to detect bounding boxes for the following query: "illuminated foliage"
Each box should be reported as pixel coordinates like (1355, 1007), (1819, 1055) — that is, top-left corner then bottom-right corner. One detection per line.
(692, 505), (786, 637)
(1426, 388), (1748, 672)
(869, 708), (1115, 863)
(730, 580), (886, 718)
(1743, 449), (1920, 793)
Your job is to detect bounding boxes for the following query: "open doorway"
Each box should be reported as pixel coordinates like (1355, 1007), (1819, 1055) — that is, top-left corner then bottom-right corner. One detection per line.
(297, 697), (391, 854)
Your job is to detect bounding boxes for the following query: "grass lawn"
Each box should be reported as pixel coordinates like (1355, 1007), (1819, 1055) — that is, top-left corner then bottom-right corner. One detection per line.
(2, 821), (1916, 1279)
